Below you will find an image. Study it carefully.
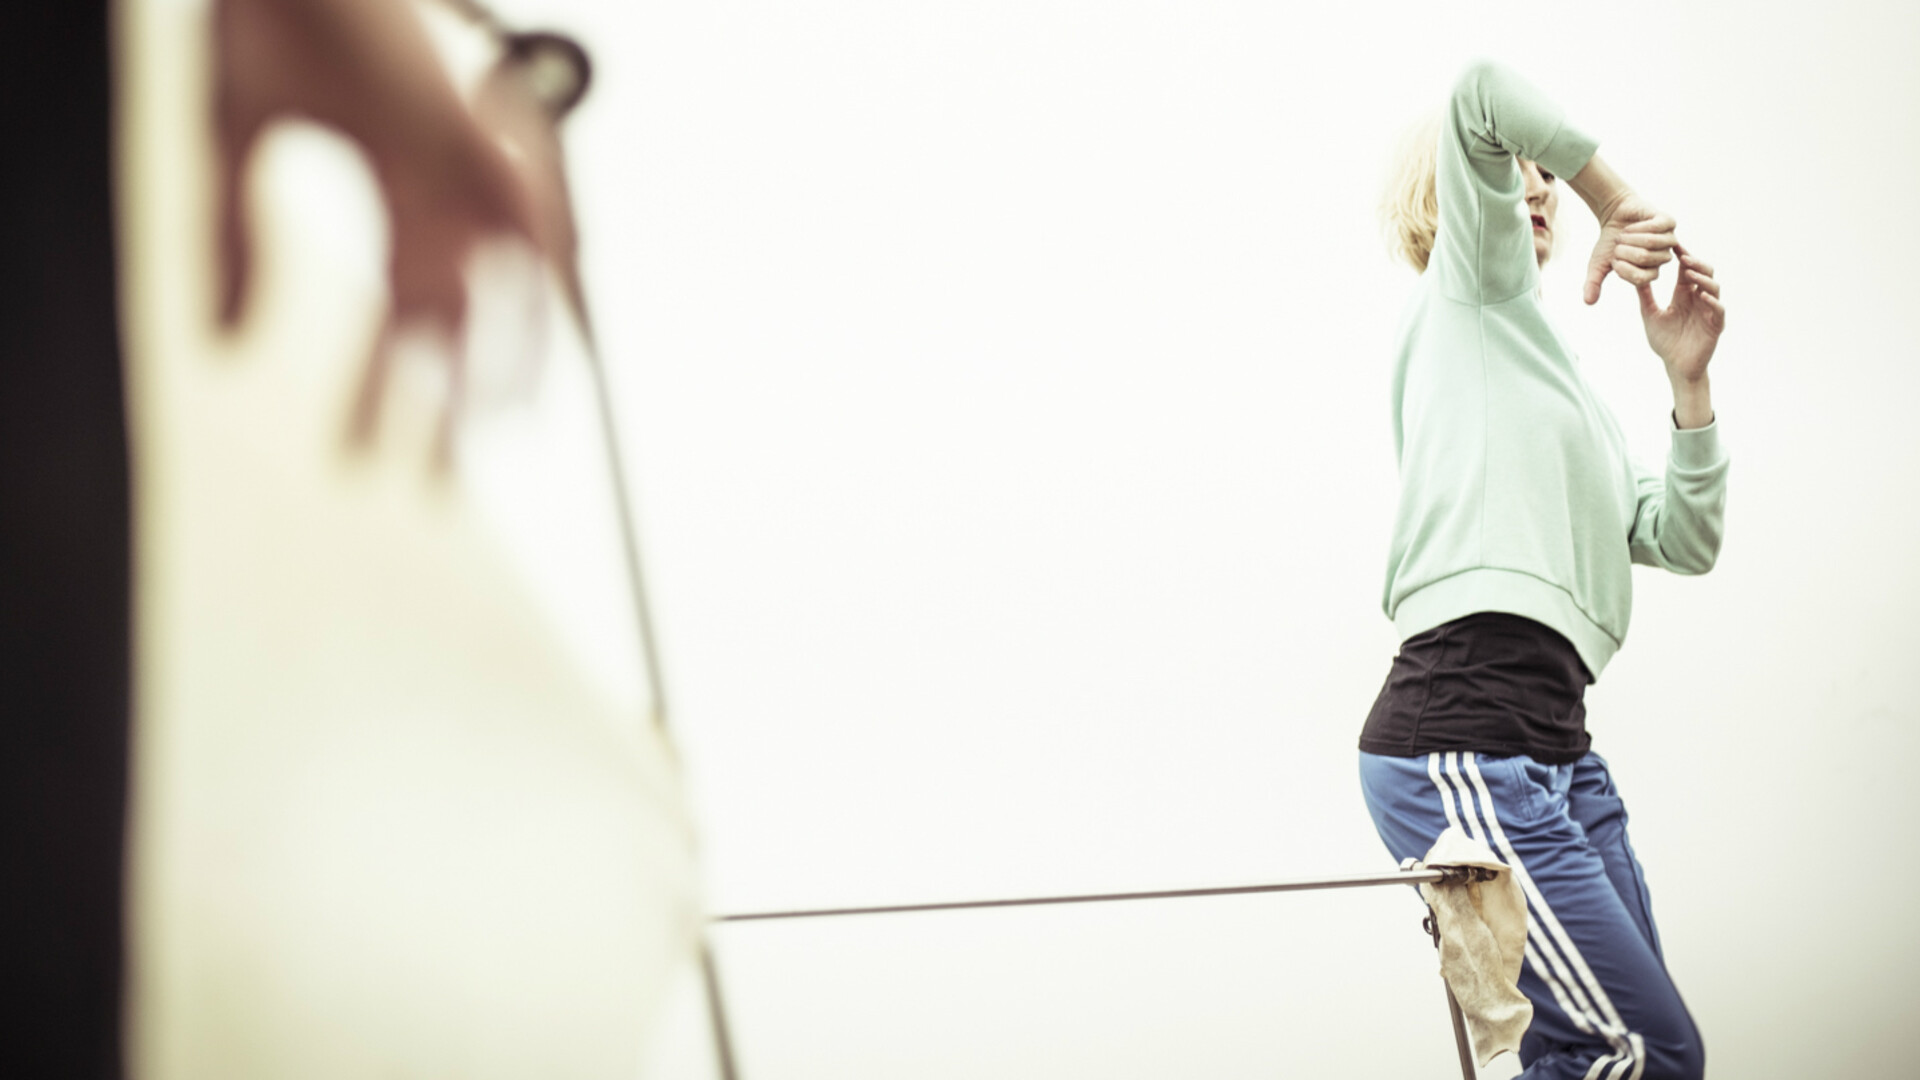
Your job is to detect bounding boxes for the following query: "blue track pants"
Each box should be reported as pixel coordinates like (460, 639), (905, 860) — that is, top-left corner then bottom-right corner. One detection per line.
(1358, 751), (1704, 1080)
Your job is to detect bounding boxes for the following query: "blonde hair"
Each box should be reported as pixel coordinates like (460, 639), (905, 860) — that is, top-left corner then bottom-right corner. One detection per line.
(1380, 109), (1442, 273)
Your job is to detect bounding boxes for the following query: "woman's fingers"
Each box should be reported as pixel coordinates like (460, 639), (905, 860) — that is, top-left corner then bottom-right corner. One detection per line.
(1679, 254), (1716, 279)
(1635, 280), (1662, 318)
(1613, 242), (1674, 270)
(1673, 243), (1714, 271)
(1619, 226), (1678, 250)
(1588, 200), (1681, 306)
(1622, 210), (1677, 233)
(1616, 220), (1676, 278)
(1684, 268), (1720, 295)
(1613, 258), (1661, 287)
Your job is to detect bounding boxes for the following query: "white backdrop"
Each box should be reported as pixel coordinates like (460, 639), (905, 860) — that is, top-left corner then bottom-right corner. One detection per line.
(468, 1), (1920, 1076)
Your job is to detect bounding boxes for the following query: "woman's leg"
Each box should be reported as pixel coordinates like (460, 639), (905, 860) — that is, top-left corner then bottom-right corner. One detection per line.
(1554, 753), (1704, 1059)
(1359, 751), (1704, 1079)
(1563, 753), (1667, 959)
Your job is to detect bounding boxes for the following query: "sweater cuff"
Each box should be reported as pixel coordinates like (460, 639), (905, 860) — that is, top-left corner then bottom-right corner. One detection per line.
(1669, 416), (1725, 472)
(1536, 121), (1599, 188)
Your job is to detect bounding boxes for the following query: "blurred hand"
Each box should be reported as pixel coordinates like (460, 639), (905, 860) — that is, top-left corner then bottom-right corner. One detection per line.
(1637, 245), (1724, 385)
(211, 0), (546, 460)
(1583, 193), (1676, 305)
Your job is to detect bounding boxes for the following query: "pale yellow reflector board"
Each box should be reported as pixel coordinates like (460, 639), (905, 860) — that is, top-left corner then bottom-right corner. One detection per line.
(116, 2), (704, 1076)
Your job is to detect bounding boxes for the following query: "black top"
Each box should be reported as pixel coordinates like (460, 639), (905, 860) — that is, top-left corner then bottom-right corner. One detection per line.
(1358, 612), (1593, 765)
(2, 4), (132, 1076)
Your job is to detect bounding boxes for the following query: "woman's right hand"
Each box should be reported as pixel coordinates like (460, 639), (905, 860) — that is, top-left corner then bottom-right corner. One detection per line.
(1583, 193), (1677, 305)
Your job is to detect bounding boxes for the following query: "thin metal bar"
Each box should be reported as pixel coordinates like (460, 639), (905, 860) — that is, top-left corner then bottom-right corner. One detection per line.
(582, 309), (738, 1079)
(715, 868), (1447, 922)
(578, 317), (673, 736)
(540, 56), (715, 1073)
(699, 940), (742, 1080)
(1424, 906), (1478, 1080)
(1443, 981), (1476, 1080)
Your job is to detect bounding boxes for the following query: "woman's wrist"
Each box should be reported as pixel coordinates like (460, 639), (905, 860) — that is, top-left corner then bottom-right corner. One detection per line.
(1670, 376), (1714, 430)
(1569, 153), (1632, 224)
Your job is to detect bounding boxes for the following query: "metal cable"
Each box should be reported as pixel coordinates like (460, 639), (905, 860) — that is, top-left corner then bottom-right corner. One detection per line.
(716, 867), (1456, 922)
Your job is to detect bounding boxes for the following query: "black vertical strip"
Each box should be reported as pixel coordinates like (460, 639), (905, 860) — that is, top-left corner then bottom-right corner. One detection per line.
(0, 3), (132, 1078)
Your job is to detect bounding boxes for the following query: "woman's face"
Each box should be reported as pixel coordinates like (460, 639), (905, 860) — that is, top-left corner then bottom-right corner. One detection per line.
(1520, 158), (1558, 267)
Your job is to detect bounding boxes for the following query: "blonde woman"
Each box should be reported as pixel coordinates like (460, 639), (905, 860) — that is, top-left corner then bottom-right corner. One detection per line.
(1357, 61), (1724, 1079)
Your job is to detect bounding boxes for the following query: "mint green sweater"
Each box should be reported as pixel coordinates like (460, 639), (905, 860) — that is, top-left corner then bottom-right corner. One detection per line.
(1382, 61), (1728, 679)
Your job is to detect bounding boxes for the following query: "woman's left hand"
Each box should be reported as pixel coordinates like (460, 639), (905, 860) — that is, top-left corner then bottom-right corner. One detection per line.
(1637, 245), (1724, 384)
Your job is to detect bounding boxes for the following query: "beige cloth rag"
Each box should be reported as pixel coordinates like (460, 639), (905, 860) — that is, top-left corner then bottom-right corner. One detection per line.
(1416, 827), (1533, 1065)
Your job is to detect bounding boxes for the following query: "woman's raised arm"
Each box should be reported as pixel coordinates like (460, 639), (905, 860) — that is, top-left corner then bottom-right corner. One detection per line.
(1428, 60), (1599, 303)
(1431, 60), (1676, 306)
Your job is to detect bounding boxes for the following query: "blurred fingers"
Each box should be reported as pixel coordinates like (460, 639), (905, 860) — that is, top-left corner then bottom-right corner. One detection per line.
(430, 315), (470, 476)
(213, 141), (253, 328)
(211, 25), (261, 329)
(347, 317), (398, 449)
(345, 293), (469, 456)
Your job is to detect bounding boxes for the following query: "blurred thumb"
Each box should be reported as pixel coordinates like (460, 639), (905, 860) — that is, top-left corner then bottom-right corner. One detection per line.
(1636, 280), (1659, 318)
(213, 115), (256, 329)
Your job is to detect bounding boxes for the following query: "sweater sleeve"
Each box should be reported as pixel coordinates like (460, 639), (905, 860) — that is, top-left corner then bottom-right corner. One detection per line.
(1430, 60), (1600, 305)
(1627, 420), (1729, 574)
